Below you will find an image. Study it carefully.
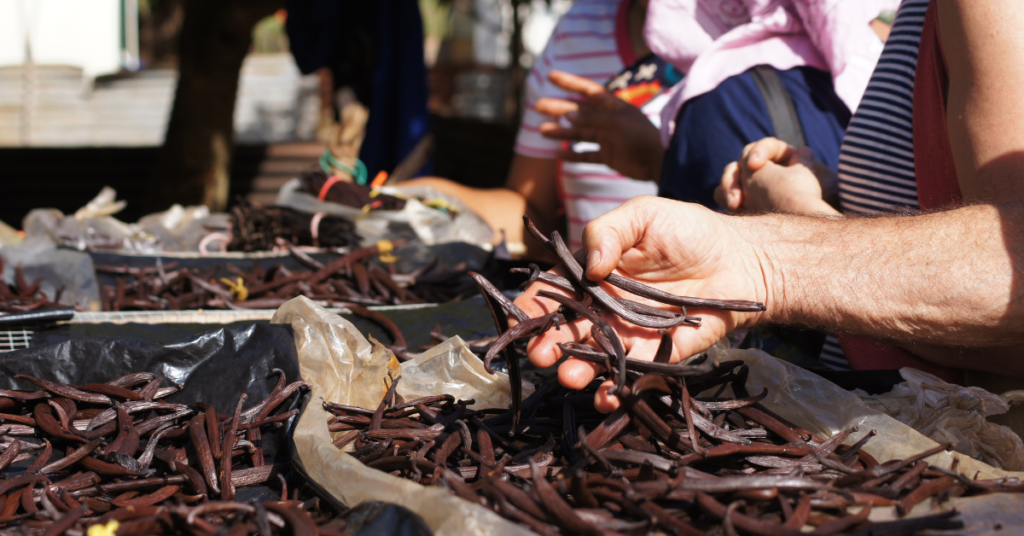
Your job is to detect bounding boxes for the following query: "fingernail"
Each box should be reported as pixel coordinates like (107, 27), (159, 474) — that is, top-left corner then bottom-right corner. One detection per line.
(727, 192), (736, 205)
(750, 152), (759, 161)
(586, 249), (601, 273)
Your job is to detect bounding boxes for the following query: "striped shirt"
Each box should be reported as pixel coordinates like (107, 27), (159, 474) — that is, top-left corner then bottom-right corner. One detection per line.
(515, 0), (664, 249)
(819, 0), (928, 371)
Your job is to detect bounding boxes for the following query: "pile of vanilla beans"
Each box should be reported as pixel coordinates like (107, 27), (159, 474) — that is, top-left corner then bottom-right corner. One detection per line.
(0, 260), (62, 314)
(323, 218), (1010, 535)
(94, 239), (475, 312)
(298, 170), (407, 212)
(0, 371), (353, 534)
(228, 201), (362, 252)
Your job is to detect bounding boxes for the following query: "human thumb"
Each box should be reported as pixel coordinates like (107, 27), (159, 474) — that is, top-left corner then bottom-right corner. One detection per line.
(582, 197), (652, 279)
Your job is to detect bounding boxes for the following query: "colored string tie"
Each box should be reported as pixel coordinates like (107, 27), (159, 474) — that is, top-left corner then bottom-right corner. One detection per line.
(88, 520), (120, 536)
(219, 277), (249, 302)
(422, 198), (460, 215)
(376, 239), (398, 263)
(310, 212), (326, 247)
(319, 149), (368, 185)
(317, 175), (344, 201)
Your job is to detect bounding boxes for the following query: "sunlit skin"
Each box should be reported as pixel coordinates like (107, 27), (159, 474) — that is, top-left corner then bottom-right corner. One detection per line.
(715, 0), (1024, 372)
(514, 195), (1024, 412)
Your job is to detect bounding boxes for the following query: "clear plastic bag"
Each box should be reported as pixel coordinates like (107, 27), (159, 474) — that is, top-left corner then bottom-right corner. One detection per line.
(0, 237), (101, 311)
(275, 179), (495, 248)
(707, 345), (1024, 532)
(29, 188), (231, 254)
(856, 368), (1024, 470)
(271, 297), (531, 536)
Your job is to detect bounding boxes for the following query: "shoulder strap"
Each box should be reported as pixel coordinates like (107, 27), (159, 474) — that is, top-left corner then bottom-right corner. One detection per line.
(749, 65), (806, 147)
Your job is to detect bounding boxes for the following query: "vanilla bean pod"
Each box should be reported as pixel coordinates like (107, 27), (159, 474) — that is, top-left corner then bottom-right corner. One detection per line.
(0, 372), (323, 534)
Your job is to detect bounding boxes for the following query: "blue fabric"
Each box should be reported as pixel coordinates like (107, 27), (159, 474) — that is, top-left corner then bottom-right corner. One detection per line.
(658, 66), (850, 210)
(360, 0), (431, 178)
(286, 0), (431, 178)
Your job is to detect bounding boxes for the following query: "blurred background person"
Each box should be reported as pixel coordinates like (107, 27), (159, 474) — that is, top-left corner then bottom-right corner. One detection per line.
(406, 0), (678, 257)
(409, 0), (894, 260)
(542, 0), (896, 210)
(716, 0), (1024, 399)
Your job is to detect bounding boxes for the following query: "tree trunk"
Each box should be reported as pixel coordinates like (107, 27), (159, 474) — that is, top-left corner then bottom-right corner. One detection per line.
(149, 0), (283, 212)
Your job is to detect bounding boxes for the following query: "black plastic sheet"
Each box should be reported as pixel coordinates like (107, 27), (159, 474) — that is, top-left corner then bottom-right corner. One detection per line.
(1, 323), (296, 412)
(31, 295), (503, 356)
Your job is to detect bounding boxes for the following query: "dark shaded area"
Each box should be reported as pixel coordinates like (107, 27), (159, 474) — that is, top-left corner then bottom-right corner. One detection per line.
(30, 294), (501, 354)
(430, 114), (516, 189)
(813, 370), (905, 395)
(149, 0), (286, 211)
(0, 145), (271, 225)
(287, 0), (430, 178)
(0, 114), (513, 227)
(343, 502), (433, 536)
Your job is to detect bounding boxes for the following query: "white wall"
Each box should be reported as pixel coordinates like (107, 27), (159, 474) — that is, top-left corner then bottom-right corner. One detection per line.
(0, 0), (122, 78)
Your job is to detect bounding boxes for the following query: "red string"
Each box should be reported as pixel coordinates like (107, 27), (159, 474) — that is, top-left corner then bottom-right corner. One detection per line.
(318, 175), (343, 201)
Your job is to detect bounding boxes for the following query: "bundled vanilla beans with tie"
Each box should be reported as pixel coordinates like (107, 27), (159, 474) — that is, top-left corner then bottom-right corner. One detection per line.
(227, 201), (361, 252)
(0, 371), (356, 534)
(321, 217), (1024, 535)
(298, 170), (407, 211)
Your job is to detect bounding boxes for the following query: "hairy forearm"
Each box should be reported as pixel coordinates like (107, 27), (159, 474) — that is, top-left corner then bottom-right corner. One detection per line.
(736, 201), (1024, 347)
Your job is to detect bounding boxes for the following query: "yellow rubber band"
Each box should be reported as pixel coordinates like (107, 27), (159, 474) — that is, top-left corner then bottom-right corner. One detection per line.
(88, 520), (120, 536)
(219, 277), (249, 302)
(376, 239), (398, 263)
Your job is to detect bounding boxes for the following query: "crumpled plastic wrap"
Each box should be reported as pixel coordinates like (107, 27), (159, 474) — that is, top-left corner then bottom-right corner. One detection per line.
(271, 296), (399, 410)
(708, 345), (1024, 532)
(25, 187), (229, 254)
(0, 237), (101, 311)
(401, 336), (534, 411)
(271, 296), (532, 536)
(856, 368), (1024, 470)
(0, 219), (21, 247)
(275, 180), (495, 248)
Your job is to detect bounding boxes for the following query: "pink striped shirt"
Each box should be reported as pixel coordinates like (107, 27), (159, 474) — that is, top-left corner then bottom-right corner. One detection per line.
(515, 0), (664, 249)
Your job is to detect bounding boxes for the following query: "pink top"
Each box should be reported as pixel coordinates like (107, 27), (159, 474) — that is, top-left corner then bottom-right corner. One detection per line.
(646, 0), (898, 144)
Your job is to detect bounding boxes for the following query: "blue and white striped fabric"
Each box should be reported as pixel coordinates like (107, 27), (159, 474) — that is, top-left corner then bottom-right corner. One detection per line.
(819, 0), (929, 371)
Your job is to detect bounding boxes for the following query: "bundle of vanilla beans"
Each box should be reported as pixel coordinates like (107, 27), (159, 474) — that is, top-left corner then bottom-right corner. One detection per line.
(298, 170), (406, 211)
(227, 201), (361, 252)
(321, 218), (1016, 535)
(0, 260), (62, 313)
(94, 239), (476, 313)
(0, 371), (354, 534)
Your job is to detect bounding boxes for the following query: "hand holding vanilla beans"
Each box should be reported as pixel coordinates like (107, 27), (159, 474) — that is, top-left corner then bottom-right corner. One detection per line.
(511, 213), (765, 411)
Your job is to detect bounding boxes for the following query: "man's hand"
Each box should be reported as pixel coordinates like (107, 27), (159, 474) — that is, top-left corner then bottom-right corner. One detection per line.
(535, 71), (664, 182)
(512, 196), (770, 412)
(715, 137), (839, 215)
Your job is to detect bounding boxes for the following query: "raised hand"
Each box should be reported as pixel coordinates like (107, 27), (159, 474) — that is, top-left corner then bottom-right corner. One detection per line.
(716, 137), (839, 215)
(535, 71), (664, 181)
